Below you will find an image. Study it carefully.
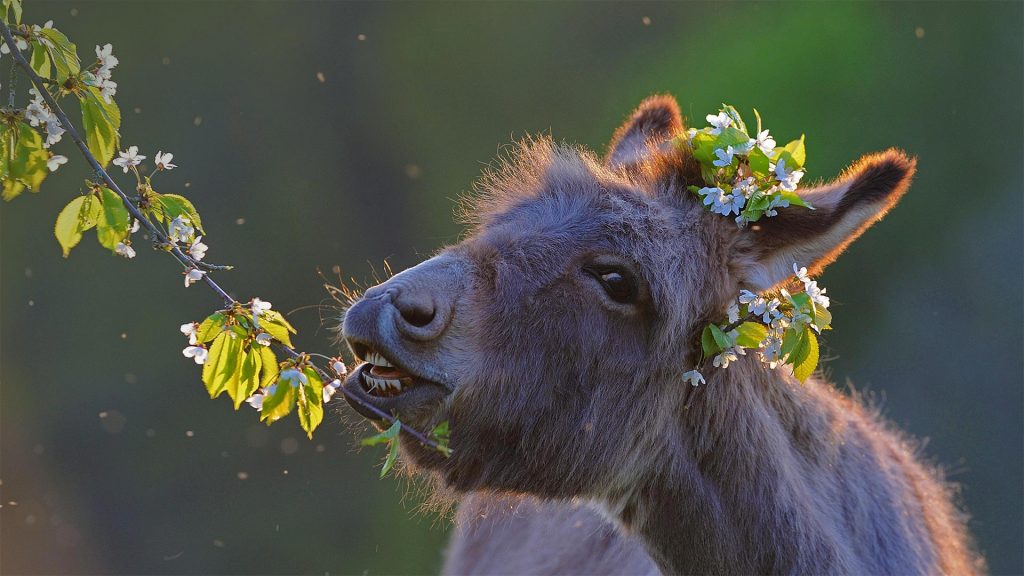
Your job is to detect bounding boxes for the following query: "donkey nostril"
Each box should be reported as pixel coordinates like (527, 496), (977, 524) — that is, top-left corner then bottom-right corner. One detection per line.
(394, 291), (436, 329)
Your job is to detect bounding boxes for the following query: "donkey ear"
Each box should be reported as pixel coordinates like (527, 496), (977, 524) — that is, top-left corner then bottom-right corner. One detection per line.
(735, 149), (916, 291)
(606, 94), (683, 169)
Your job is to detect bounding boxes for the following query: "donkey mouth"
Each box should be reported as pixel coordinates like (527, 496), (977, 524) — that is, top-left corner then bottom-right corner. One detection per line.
(342, 344), (449, 420)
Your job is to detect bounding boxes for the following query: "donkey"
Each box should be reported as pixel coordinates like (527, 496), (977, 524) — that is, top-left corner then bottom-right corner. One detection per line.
(340, 95), (983, 575)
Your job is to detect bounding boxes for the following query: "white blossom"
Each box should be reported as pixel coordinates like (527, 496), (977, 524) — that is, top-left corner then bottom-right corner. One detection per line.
(188, 236), (208, 261)
(279, 368), (308, 388)
(733, 176), (758, 199)
(114, 241), (136, 259)
(726, 301), (740, 323)
(682, 370), (705, 387)
(764, 194), (790, 217)
(131, 219), (141, 233)
(24, 102), (48, 127)
(183, 345), (208, 365)
(712, 146), (735, 167)
(251, 297), (272, 317)
(793, 263), (810, 283)
(168, 216), (194, 243)
(180, 322), (198, 345)
(774, 158), (805, 192)
(154, 151), (177, 170)
(753, 129), (776, 156)
(99, 79), (117, 103)
(713, 346), (744, 369)
(255, 332), (272, 346)
(0, 36), (27, 54)
(46, 155), (68, 172)
(184, 268), (206, 287)
(331, 359), (348, 376)
(95, 44), (118, 77)
(246, 389), (266, 411)
(705, 112), (732, 135)
(44, 116), (64, 147)
(112, 145), (145, 173)
(322, 379), (343, 402)
(760, 337), (783, 368)
(805, 281), (830, 310)
(760, 298), (782, 323)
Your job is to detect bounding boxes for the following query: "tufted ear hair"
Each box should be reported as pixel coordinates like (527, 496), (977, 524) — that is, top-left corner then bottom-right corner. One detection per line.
(735, 149), (916, 291)
(606, 94), (683, 170)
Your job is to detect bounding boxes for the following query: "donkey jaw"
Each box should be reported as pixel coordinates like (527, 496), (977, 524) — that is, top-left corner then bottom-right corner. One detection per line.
(342, 348), (451, 424)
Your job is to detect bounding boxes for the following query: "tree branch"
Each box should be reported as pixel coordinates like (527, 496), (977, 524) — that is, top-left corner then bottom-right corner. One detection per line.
(0, 21), (442, 453)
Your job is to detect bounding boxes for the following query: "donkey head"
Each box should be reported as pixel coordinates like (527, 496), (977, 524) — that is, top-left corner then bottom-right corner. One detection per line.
(341, 95), (915, 499)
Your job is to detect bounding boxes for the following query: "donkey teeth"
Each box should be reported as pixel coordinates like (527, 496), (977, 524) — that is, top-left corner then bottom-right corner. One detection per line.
(362, 372), (404, 393)
(364, 350), (394, 368)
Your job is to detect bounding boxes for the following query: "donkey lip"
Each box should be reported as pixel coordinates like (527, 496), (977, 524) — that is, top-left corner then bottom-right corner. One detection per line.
(343, 363), (449, 421)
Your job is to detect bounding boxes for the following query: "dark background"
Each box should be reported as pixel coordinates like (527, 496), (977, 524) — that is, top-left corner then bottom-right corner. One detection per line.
(2, 1), (1021, 574)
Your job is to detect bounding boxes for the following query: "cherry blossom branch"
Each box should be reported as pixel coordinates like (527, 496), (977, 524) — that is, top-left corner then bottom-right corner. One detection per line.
(722, 311), (758, 333)
(0, 20), (442, 453)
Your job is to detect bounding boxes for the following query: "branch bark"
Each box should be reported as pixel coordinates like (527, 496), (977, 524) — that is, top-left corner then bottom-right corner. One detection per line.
(0, 21), (442, 453)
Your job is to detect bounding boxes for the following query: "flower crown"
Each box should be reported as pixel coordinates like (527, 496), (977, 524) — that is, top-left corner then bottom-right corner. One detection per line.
(676, 105), (830, 387)
(677, 104), (812, 227)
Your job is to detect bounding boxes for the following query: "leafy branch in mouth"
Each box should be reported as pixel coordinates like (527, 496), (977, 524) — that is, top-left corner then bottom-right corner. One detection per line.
(0, 4), (448, 474)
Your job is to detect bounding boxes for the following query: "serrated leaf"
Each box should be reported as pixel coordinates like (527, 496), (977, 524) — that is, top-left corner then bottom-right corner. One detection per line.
(257, 346), (279, 388)
(209, 334), (243, 400)
(152, 193), (204, 234)
(361, 419), (401, 446)
(297, 367), (324, 439)
(230, 346), (261, 409)
(781, 326), (804, 359)
(734, 321), (768, 348)
(37, 28), (79, 82)
(29, 42), (51, 78)
(747, 147), (770, 177)
(4, 0), (23, 23)
(792, 328), (819, 383)
(195, 312), (227, 343)
(779, 191), (813, 209)
(260, 378), (298, 424)
(54, 194), (101, 257)
(813, 305), (832, 331)
(2, 123), (49, 200)
(95, 186), (130, 250)
(782, 135), (806, 168)
(201, 332), (231, 395)
(80, 86), (120, 167)
(260, 310), (296, 348)
(709, 324), (733, 351)
(701, 325), (723, 357)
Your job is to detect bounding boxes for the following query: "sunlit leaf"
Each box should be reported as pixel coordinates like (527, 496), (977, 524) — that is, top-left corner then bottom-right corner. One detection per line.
(152, 193), (204, 234)
(791, 327), (819, 383)
(230, 346), (261, 409)
(95, 186), (129, 250)
(2, 123), (49, 201)
(362, 420), (402, 478)
(195, 312), (227, 343)
(29, 42), (51, 78)
(734, 321), (768, 349)
(54, 194), (101, 257)
(36, 27), (79, 82)
(79, 86), (120, 167)
(701, 325), (723, 358)
(297, 367), (324, 439)
(260, 309), (296, 348)
(260, 377), (298, 424)
(202, 332), (231, 396)
(257, 346), (279, 389)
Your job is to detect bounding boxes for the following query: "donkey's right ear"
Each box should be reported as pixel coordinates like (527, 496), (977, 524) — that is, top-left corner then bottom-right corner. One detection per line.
(606, 95), (683, 170)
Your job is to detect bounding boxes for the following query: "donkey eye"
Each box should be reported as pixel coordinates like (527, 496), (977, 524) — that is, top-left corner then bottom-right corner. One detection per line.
(585, 266), (638, 304)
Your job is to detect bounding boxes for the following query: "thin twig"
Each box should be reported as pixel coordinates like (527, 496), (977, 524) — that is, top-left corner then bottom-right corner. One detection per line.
(722, 311), (758, 334)
(0, 21), (441, 452)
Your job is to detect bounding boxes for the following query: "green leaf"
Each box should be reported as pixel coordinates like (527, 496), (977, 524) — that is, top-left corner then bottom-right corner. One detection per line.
(195, 312), (227, 343)
(431, 421), (452, 457)
(297, 367), (324, 439)
(781, 135), (806, 168)
(734, 321), (768, 349)
(779, 191), (813, 209)
(260, 377), (298, 424)
(230, 346), (262, 409)
(95, 186), (130, 250)
(720, 104), (747, 134)
(747, 147), (770, 177)
(781, 327), (804, 359)
(29, 42), (51, 78)
(201, 332), (231, 395)
(4, 0), (23, 23)
(257, 346), (279, 389)
(813, 305), (833, 332)
(54, 194), (101, 257)
(210, 334), (243, 400)
(2, 122), (49, 200)
(152, 193), (204, 234)
(701, 325), (723, 357)
(362, 420), (402, 478)
(260, 309), (296, 348)
(753, 108), (763, 135)
(37, 28), (79, 82)
(791, 327), (819, 383)
(709, 324), (733, 350)
(79, 86), (121, 168)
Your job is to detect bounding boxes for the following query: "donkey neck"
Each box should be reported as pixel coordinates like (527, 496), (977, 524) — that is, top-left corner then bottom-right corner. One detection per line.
(612, 356), (843, 574)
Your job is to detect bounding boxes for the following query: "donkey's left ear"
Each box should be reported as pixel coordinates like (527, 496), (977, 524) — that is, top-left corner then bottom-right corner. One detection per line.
(606, 94), (683, 169)
(735, 149), (916, 291)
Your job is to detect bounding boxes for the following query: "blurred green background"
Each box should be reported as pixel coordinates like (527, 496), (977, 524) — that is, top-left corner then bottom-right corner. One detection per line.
(1, 1), (1021, 574)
